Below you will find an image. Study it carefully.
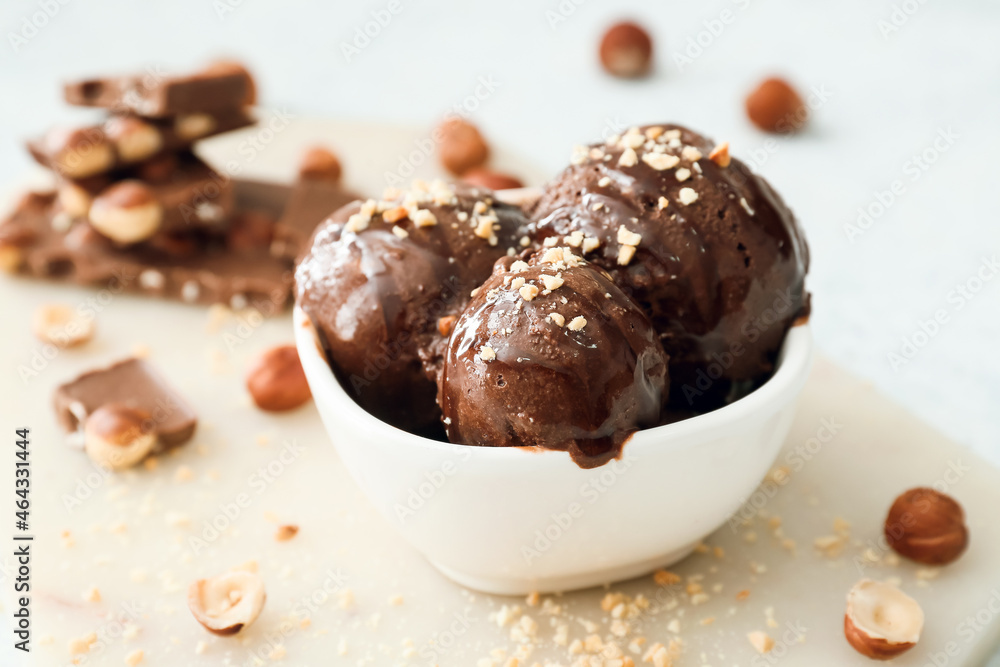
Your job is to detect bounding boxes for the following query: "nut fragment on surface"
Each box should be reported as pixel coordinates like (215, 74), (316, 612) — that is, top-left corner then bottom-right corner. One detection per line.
(844, 579), (923, 660)
(599, 21), (653, 78)
(188, 570), (267, 635)
(747, 631), (774, 654)
(89, 181), (163, 244)
(275, 525), (299, 542)
(32, 304), (95, 347)
(83, 404), (157, 471)
(884, 487), (969, 565)
(567, 316), (587, 331)
(245, 345), (312, 412)
(479, 344), (496, 362)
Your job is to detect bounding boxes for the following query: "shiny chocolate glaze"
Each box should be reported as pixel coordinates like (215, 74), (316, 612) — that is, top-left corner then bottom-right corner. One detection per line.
(439, 248), (668, 468)
(529, 124), (810, 410)
(296, 181), (529, 432)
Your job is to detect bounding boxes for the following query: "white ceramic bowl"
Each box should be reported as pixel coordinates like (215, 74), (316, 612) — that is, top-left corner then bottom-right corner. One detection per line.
(295, 307), (813, 595)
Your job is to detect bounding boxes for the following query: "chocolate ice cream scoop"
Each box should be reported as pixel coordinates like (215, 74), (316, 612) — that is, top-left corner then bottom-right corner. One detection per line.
(529, 124), (809, 410)
(295, 180), (529, 433)
(439, 247), (668, 468)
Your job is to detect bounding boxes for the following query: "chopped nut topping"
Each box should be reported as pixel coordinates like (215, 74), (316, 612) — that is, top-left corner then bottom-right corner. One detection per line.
(548, 313), (565, 327)
(510, 277), (526, 290)
(542, 236), (559, 247)
(621, 128), (646, 149)
(571, 145), (589, 165)
(617, 225), (642, 246)
(678, 187), (699, 205)
(519, 235), (531, 247)
(382, 206), (408, 223)
(519, 284), (539, 301)
(597, 176), (612, 187)
(344, 212), (369, 233)
(653, 570), (681, 586)
(618, 147), (639, 167)
(567, 316), (587, 331)
(740, 197), (755, 215)
(582, 237), (601, 253)
(391, 226), (408, 239)
(591, 202), (605, 212)
(509, 260), (529, 273)
(540, 274), (564, 291)
(411, 209), (437, 227)
(681, 146), (703, 162)
(641, 152), (681, 171)
(675, 168), (691, 182)
(617, 245), (636, 265)
(644, 126), (665, 140)
(479, 345), (496, 362)
(709, 142), (731, 167)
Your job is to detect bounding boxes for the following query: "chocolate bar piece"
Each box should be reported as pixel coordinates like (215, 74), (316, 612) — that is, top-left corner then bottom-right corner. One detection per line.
(55, 153), (235, 242)
(271, 148), (356, 260)
(53, 358), (197, 451)
(27, 109), (254, 179)
(64, 62), (254, 118)
(0, 181), (295, 311)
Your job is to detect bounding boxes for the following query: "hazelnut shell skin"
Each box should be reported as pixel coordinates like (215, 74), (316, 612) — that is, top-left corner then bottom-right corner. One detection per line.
(745, 77), (808, 133)
(843, 614), (915, 660)
(884, 487), (969, 565)
(599, 22), (653, 78)
(245, 345), (312, 412)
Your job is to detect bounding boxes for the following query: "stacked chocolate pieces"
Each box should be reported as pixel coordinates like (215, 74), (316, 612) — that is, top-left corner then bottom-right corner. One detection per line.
(0, 62), (356, 312)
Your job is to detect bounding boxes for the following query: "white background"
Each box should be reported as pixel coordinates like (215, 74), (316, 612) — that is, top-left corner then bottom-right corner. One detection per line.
(0, 0), (997, 657)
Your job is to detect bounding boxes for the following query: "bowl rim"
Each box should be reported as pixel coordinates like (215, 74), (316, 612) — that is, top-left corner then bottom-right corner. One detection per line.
(294, 306), (813, 458)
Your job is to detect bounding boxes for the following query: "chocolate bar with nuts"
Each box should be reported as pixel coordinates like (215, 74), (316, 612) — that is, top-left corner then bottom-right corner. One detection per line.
(0, 180), (302, 312)
(54, 153), (235, 244)
(27, 109), (255, 179)
(53, 357), (198, 451)
(64, 62), (255, 118)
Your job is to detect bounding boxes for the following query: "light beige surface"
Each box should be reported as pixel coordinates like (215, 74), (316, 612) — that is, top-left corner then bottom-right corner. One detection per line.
(1, 120), (997, 666)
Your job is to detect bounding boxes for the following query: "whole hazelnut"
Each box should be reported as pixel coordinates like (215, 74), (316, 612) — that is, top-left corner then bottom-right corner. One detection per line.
(46, 127), (115, 178)
(188, 570), (266, 635)
(245, 344), (312, 412)
(298, 146), (342, 183)
(89, 181), (163, 244)
(885, 487), (969, 565)
(57, 182), (94, 219)
(175, 113), (217, 141)
(599, 21), (654, 79)
(32, 303), (95, 347)
(83, 404), (157, 470)
(844, 579), (923, 660)
(461, 168), (524, 191)
(745, 77), (808, 133)
(104, 116), (163, 163)
(437, 118), (489, 175)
